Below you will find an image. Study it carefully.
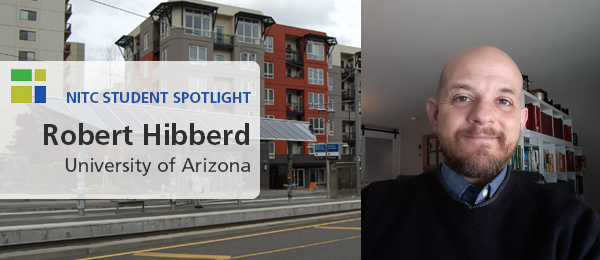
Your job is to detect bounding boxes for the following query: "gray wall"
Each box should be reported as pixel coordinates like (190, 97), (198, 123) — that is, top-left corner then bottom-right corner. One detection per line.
(542, 85), (600, 210)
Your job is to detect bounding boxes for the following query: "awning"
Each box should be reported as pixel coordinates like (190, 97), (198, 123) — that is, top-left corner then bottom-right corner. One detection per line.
(32, 97), (316, 143)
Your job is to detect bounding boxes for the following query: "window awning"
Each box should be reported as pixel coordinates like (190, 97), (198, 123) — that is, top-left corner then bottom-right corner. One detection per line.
(31, 97), (316, 143)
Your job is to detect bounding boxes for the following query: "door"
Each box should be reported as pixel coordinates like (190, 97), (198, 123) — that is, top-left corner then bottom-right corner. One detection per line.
(294, 169), (305, 188)
(216, 27), (224, 43)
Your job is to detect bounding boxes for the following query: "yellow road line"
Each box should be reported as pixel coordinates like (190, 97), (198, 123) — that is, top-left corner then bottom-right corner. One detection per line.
(77, 218), (361, 260)
(133, 252), (231, 259)
(314, 226), (361, 230)
(230, 235), (361, 259)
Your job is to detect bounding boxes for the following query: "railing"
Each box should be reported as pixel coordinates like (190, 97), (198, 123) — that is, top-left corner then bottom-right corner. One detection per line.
(343, 132), (356, 142)
(341, 66), (355, 80)
(65, 23), (71, 33)
(342, 89), (355, 99)
(286, 50), (303, 64)
(66, 3), (72, 13)
(213, 32), (235, 46)
(286, 103), (304, 113)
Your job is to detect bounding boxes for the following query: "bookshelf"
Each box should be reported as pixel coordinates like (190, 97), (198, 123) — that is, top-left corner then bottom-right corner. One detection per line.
(515, 91), (585, 200)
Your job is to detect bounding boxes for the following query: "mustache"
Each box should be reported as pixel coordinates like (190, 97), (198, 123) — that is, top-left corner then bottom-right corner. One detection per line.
(455, 127), (506, 142)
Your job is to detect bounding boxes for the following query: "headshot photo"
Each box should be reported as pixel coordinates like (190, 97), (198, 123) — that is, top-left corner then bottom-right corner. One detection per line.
(360, 0), (600, 259)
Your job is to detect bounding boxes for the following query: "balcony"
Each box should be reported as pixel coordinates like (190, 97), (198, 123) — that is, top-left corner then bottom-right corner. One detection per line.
(286, 50), (303, 66)
(343, 132), (356, 143)
(153, 39), (160, 54)
(63, 43), (71, 60)
(341, 66), (355, 81)
(64, 23), (72, 40)
(213, 32), (234, 49)
(342, 88), (356, 100)
(65, 3), (72, 20)
(286, 103), (304, 115)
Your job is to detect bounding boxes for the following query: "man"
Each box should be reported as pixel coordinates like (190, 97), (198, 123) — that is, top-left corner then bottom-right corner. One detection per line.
(362, 46), (600, 259)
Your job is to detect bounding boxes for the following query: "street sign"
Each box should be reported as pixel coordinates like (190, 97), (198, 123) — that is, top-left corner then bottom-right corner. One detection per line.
(314, 143), (340, 160)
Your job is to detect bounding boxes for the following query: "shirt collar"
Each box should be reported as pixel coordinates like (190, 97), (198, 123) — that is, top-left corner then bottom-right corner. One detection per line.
(440, 161), (508, 205)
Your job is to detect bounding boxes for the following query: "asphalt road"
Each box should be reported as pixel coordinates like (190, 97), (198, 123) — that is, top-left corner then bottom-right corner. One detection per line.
(71, 218), (361, 260)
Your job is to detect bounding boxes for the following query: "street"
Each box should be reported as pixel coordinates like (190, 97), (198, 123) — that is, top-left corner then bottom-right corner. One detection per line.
(73, 218), (361, 260)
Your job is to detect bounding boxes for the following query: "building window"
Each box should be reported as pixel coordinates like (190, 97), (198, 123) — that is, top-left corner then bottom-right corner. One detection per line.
(161, 48), (168, 67)
(160, 79), (167, 92)
(237, 18), (260, 44)
(269, 142), (275, 159)
(264, 36), (273, 52)
(308, 68), (324, 85)
(143, 60), (148, 77)
(307, 39), (324, 61)
(264, 62), (274, 79)
(243, 111), (256, 117)
(143, 33), (148, 51)
(189, 46), (207, 65)
(18, 51), (34, 61)
(241, 52), (256, 62)
(328, 55), (333, 69)
(216, 55), (225, 61)
(265, 115), (274, 119)
(184, 8), (211, 37)
(241, 82), (257, 100)
(19, 30), (36, 41)
(328, 98), (334, 111)
(308, 143), (315, 154)
(241, 52), (257, 70)
(20, 10), (36, 21)
(328, 74), (333, 91)
(265, 89), (274, 105)
(308, 92), (324, 110)
(328, 121), (334, 136)
(309, 118), (325, 134)
(189, 77), (207, 92)
(160, 16), (170, 40)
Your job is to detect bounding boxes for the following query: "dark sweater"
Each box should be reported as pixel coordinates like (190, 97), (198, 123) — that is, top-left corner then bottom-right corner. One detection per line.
(362, 166), (600, 260)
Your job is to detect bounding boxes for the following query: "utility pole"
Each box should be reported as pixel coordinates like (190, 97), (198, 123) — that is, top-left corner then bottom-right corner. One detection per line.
(354, 58), (361, 197)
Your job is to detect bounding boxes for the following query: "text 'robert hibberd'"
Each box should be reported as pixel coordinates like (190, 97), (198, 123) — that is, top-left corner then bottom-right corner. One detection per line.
(65, 157), (251, 176)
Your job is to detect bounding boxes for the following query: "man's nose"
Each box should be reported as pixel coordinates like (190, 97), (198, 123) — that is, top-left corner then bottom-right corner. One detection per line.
(467, 99), (496, 125)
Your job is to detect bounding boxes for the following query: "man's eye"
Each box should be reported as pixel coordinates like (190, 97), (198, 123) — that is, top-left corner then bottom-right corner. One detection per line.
(498, 99), (512, 106)
(456, 96), (470, 102)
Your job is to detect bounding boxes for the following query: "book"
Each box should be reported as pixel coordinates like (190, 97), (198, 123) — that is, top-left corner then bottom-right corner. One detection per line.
(524, 147), (530, 171)
(525, 104), (541, 132)
(553, 117), (563, 139)
(541, 112), (553, 136)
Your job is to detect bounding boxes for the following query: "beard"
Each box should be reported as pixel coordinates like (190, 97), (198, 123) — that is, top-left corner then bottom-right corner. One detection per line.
(438, 125), (517, 179)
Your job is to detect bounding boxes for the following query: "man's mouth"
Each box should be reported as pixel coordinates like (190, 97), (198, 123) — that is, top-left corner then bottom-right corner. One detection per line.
(464, 135), (497, 139)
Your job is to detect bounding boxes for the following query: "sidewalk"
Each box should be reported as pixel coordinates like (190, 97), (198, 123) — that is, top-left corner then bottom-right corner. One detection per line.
(0, 189), (360, 246)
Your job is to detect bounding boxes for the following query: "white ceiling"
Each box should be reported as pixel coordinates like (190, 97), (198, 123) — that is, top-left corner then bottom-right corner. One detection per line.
(361, 0), (600, 130)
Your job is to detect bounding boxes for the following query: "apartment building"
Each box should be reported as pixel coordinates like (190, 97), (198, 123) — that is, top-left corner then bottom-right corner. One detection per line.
(0, 0), (81, 158)
(114, 0), (274, 114)
(262, 24), (340, 189)
(113, 0), (361, 190)
(0, 0), (73, 62)
(329, 45), (361, 158)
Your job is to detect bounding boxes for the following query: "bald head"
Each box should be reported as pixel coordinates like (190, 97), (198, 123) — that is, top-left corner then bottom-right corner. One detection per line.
(437, 46), (522, 99)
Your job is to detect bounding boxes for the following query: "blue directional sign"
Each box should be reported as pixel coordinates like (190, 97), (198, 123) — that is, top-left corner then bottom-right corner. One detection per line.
(314, 143), (340, 160)
(315, 144), (327, 153)
(327, 144), (339, 152)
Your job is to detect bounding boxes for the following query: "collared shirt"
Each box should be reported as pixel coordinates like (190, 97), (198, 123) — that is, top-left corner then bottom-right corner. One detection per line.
(440, 161), (508, 205)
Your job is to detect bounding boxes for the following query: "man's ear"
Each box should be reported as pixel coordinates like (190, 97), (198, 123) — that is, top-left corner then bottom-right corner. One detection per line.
(426, 98), (439, 132)
(520, 106), (528, 130)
